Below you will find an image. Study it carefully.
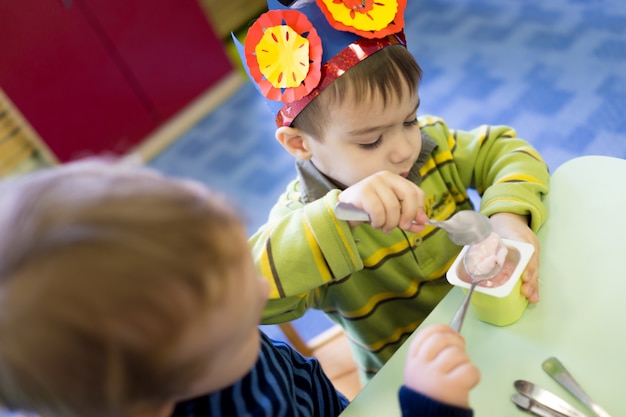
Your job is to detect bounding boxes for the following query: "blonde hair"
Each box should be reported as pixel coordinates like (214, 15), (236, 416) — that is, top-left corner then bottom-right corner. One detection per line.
(292, 45), (423, 140)
(0, 159), (243, 417)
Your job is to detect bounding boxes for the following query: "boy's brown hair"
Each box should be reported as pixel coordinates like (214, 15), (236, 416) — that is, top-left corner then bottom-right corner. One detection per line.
(0, 160), (243, 417)
(292, 45), (423, 140)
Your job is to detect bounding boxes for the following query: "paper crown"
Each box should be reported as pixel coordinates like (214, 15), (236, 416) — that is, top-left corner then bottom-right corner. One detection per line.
(233, 0), (407, 127)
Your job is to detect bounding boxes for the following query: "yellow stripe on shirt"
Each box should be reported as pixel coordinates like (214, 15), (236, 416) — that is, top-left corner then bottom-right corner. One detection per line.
(364, 319), (422, 352)
(325, 199), (361, 269)
(303, 216), (334, 284)
(362, 238), (412, 268)
(336, 279), (421, 319)
(496, 172), (545, 185)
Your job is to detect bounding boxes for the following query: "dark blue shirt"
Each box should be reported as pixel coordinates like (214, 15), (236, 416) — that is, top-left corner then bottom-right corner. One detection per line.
(172, 332), (349, 416)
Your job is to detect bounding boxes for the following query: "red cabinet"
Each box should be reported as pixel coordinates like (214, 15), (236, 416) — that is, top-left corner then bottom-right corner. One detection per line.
(0, 0), (232, 162)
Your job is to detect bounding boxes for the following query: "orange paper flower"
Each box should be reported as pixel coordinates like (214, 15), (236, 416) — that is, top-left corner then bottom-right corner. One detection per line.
(316, 0), (406, 38)
(244, 10), (323, 102)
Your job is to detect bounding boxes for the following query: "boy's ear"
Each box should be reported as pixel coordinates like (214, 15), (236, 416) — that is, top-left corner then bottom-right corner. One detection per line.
(275, 126), (313, 160)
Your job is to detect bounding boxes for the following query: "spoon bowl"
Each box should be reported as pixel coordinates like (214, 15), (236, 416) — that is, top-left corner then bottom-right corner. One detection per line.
(426, 211), (492, 245)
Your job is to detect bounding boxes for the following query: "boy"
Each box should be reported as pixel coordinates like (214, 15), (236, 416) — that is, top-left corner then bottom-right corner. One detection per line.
(238, 0), (550, 380)
(0, 160), (479, 417)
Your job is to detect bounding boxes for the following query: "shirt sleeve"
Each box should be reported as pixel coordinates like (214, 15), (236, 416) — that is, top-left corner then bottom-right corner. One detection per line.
(398, 386), (473, 417)
(421, 116), (550, 232)
(249, 186), (364, 323)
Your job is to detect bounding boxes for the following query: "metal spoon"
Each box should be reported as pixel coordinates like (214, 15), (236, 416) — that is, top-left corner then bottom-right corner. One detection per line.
(426, 211), (493, 246)
(334, 202), (492, 245)
(542, 357), (612, 417)
(449, 243), (504, 332)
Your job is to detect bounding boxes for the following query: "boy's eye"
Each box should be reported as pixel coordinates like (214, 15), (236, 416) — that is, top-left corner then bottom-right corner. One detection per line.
(359, 136), (383, 150)
(404, 117), (419, 127)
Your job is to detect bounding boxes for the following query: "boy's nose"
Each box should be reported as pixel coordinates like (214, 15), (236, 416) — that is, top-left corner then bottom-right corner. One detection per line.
(389, 133), (416, 164)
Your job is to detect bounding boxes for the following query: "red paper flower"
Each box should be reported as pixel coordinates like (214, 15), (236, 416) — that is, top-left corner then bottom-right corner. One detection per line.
(244, 10), (323, 102)
(316, 0), (407, 38)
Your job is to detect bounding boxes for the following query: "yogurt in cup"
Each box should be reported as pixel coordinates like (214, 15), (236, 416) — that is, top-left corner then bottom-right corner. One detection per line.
(446, 238), (535, 326)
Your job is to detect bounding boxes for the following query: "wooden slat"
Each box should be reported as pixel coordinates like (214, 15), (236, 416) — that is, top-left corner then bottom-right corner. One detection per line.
(124, 71), (243, 163)
(0, 89), (57, 178)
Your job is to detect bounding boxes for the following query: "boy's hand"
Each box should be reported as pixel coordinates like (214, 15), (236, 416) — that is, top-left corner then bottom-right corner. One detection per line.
(337, 171), (428, 234)
(489, 212), (540, 303)
(403, 324), (480, 409)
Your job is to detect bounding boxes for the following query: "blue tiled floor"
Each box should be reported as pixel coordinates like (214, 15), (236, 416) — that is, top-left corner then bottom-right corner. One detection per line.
(149, 0), (626, 344)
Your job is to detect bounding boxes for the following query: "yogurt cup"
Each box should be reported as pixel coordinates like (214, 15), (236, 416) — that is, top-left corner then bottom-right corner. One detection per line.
(446, 238), (535, 326)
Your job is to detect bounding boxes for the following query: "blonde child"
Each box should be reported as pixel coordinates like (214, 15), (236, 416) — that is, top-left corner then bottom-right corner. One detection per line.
(238, 0), (549, 380)
(0, 159), (479, 416)
(0, 160), (346, 417)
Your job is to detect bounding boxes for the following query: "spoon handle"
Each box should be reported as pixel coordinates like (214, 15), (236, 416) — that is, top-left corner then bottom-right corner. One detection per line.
(542, 357), (612, 417)
(449, 282), (477, 332)
(425, 218), (446, 229)
(334, 202), (371, 221)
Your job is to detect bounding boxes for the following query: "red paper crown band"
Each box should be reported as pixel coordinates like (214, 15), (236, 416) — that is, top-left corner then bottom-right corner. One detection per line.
(276, 32), (405, 127)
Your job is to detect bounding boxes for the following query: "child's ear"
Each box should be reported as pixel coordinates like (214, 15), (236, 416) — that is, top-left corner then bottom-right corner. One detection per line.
(275, 126), (313, 160)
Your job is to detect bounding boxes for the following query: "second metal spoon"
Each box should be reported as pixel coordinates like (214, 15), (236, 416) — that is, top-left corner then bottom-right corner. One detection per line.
(542, 357), (612, 417)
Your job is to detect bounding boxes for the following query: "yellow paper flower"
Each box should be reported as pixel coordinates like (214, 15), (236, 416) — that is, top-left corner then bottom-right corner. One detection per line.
(256, 25), (310, 89)
(244, 10), (323, 102)
(317, 0), (406, 38)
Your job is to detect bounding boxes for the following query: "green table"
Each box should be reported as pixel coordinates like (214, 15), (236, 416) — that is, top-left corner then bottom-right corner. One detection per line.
(340, 156), (625, 416)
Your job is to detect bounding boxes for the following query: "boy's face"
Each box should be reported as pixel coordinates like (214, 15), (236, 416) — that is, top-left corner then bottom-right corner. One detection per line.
(305, 82), (422, 187)
(175, 225), (270, 400)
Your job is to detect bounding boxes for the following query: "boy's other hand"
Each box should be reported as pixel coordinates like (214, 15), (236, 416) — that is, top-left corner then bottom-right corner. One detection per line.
(338, 171), (428, 234)
(489, 212), (540, 303)
(403, 324), (480, 409)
